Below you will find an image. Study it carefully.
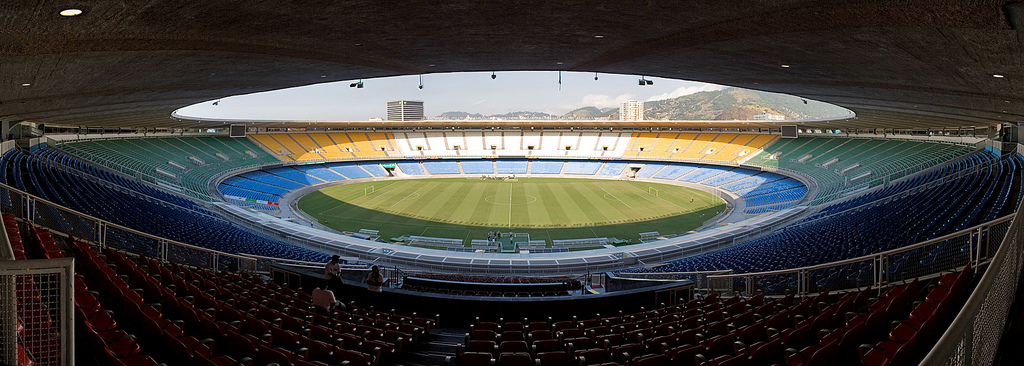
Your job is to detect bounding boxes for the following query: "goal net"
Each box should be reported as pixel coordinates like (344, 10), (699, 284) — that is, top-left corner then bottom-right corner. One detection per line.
(648, 187), (659, 197)
(364, 185), (374, 196)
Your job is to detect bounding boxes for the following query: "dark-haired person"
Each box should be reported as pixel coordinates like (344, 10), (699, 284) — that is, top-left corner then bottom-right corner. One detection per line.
(325, 255), (342, 291)
(312, 284), (346, 314)
(366, 265), (385, 292)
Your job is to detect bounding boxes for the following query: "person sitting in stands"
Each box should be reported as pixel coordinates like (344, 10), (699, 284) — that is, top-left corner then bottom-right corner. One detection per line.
(366, 265), (385, 292)
(325, 255), (342, 291)
(312, 284), (345, 313)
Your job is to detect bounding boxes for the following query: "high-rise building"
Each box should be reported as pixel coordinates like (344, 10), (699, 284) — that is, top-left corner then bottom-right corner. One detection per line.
(619, 101), (644, 121)
(387, 100), (425, 121)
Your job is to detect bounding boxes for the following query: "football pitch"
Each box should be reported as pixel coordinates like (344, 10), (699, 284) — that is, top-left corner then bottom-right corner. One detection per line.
(297, 178), (725, 247)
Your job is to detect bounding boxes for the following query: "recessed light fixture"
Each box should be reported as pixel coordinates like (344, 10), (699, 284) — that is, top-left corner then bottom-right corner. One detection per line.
(20, 83), (30, 87)
(993, 74), (1005, 78)
(556, 62), (563, 65)
(59, 9), (83, 17)
(594, 35), (605, 38)
(354, 43), (363, 47)
(780, 64), (791, 68)
(320, 75), (326, 78)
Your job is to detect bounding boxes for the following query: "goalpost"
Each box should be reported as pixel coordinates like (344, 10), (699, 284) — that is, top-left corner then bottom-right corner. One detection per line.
(648, 187), (659, 197)
(364, 185), (374, 196)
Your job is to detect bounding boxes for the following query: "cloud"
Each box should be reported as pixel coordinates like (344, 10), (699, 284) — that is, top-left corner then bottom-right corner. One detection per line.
(560, 93), (636, 111)
(646, 84), (726, 102)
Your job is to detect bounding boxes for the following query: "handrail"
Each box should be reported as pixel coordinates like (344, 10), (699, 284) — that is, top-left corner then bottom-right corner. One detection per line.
(919, 194), (1024, 365)
(615, 270), (733, 277)
(1, 182), (257, 263)
(238, 252), (366, 269)
(705, 213), (1014, 281)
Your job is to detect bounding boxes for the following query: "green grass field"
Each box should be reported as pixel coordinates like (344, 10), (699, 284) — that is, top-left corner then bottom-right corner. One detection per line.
(297, 178), (725, 246)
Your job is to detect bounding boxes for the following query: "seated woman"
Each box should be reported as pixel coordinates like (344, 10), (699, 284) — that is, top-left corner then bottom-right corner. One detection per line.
(365, 265), (385, 292)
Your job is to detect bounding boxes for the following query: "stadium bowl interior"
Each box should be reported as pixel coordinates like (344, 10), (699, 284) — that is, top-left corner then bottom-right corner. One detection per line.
(3, 2), (1024, 366)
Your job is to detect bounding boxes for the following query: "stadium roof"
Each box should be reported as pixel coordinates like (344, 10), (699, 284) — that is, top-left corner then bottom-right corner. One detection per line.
(1, 1), (1021, 130)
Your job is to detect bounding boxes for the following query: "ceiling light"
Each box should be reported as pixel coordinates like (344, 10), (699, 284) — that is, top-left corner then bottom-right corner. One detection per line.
(20, 83), (30, 87)
(556, 62), (563, 65)
(354, 43), (363, 47)
(59, 9), (82, 17)
(594, 35), (605, 38)
(781, 64), (791, 68)
(993, 74), (1005, 78)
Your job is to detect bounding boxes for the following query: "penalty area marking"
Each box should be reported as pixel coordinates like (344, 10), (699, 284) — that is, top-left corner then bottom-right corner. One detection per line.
(600, 186), (634, 209)
(389, 191), (422, 208)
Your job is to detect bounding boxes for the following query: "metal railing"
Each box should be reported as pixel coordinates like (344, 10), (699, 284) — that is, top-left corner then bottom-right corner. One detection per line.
(701, 214), (1013, 296)
(0, 257), (75, 366)
(614, 270), (733, 290)
(238, 252), (365, 274)
(920, 196), (1024, 365)
(0, 182), (259, 274)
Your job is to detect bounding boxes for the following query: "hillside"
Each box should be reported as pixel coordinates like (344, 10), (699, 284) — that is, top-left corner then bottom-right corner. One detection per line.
(560, 106), (617, 120)
(435, 111), (557, 120)
(434, 87), (850, 121)
(645, 88), (850, 120)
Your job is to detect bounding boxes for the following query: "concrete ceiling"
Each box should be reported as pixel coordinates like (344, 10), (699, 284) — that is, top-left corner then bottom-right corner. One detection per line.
(0, 1), (1021, 131)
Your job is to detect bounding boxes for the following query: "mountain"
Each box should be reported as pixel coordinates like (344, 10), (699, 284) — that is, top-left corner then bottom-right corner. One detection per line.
(644, 88), (851, 121)
(434, 87), (850, 121)
(560, 106), (617, 120)
(435, 111), (557, 120)
(491, 111), (558, 120)
(436, 111), (485, 120)
(713, 105), (788, 121)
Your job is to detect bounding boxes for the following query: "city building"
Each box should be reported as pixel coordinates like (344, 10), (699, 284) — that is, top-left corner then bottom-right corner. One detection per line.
(619, 101), (644, 121)
(387, 100), (425, 121)
(752, 112), (786, 121)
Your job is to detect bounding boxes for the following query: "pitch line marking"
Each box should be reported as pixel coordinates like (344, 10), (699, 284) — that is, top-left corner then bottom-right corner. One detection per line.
(632, 184), (686, 209)
(389, 187), (425, 208)
(599, 186), (634, 209)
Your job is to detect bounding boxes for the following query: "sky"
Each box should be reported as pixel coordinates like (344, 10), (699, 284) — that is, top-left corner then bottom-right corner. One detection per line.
(174, 71), (727, 121)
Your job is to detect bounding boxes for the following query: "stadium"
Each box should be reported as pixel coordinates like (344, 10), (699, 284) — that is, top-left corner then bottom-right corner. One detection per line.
(2, 2), (1023, 366)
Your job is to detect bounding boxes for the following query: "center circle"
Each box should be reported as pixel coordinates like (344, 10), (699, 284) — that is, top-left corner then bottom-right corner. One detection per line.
(483, 194), (538, 205)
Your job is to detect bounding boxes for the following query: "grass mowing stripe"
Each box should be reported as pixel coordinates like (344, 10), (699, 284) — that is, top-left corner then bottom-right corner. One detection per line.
(512, 182), (530, 226)
(538, 183), (570, 224)
(431, 181), (468, 223)
(297, 177), (727, 244)
(600, 182), (644, 221)
(468, 182), (499, 226)
(406, 181), (448, 218)
(567, 182), (611, 224)
(450, 182), (487, 225)
(487, 183), (510, 226)
(548, 183), (591, 225)
(522, 183), (550, 225)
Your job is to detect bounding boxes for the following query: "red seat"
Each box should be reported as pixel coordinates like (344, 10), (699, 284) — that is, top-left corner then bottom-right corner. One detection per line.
(497, 352), (532, 366)
(535, 351), (570, 366)
(460, 352), (495, 366)
(785, 339), (837, 366)
(334, 347), (373, 366)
